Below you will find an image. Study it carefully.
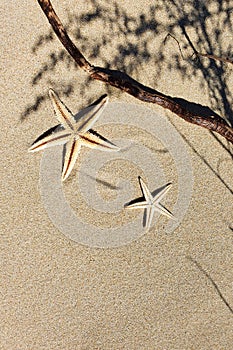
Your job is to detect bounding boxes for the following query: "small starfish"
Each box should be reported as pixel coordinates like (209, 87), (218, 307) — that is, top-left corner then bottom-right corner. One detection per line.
(29, 89), (120, 181)
(124, 176), (174, 231)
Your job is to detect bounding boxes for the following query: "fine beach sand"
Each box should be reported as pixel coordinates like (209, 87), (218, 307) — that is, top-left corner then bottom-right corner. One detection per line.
(1, 1), (233, 349)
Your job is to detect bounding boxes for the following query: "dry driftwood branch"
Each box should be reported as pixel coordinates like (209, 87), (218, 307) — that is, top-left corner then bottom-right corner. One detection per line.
(37, 0), (233, 144)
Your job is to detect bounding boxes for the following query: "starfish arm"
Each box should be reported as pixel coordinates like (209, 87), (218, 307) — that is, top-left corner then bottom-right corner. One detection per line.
(144, 206), (155, 231)
(62, 138), (81, 181)
(75, 94), (109, 133)
(80, 130), (120, 151)
(153, 183), (172, 203)
(154, 203), (174, 219)
(28, 127), (71, 152)
(138, 177), (153, 203)
(49, 89), (76, 130)
(124, 201), (148, 209)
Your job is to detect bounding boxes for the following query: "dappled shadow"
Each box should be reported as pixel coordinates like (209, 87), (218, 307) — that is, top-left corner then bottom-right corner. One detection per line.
(162, 0), (233, 125)
(22, 1), (163, 119)
(24, 0), (233, 323)
(23, 0), (233, 125)
(24, 0), (233, 192)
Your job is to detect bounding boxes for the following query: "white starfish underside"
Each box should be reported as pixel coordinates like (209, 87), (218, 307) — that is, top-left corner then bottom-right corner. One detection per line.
(29, 89), (120, 181)
(125, 177), (174, 231)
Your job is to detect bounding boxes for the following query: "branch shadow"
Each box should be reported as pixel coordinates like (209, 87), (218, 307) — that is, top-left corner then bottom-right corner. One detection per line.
(162, 0), (233, 126)
(187, 256), (233, 316)
(23, 0), (233, 122)
(24, 0), (233, 331)
(24, 0), (233, 194)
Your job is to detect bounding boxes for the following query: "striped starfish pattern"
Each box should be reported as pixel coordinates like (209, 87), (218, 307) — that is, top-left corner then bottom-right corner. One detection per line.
(29, 89), (120, 181)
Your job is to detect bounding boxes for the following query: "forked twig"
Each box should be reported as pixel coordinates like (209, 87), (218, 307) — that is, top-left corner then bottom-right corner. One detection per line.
(37, 0), (233, 144)
(163, 33), (185, 60)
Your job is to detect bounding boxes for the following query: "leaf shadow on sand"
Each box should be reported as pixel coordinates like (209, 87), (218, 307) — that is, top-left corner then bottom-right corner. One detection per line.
(24, 0), (233, 315)
(24, 0), (233, 207)
(22, 0), (232, 122)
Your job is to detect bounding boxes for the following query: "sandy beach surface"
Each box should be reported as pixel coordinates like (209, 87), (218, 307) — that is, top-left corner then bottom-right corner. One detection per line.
(1, 0), (233, 349)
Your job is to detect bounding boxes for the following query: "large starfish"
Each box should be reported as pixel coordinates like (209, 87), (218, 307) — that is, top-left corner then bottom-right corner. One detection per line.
(29, 89), (120, 181)
(125, 176), (174, 231)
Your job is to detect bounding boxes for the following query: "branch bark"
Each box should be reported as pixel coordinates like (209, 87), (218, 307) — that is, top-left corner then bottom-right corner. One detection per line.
(37, 0), (233, 144)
